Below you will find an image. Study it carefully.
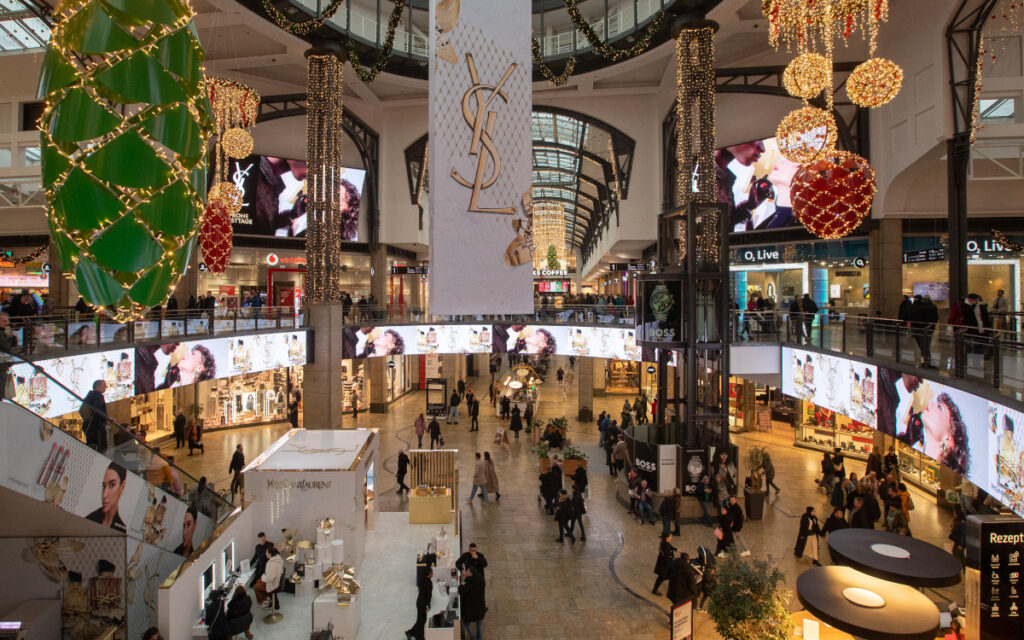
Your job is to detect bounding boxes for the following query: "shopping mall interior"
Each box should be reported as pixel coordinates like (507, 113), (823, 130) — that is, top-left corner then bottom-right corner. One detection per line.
(1, 1), (1023, 639)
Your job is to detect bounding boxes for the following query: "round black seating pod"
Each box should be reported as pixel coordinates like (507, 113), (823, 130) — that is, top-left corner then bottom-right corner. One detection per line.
(826, 528), (962, 588)
(796, 566), (941, 640)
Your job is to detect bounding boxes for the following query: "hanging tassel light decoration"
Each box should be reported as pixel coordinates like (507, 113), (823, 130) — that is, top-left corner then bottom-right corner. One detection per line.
(203, 78), (260, 273)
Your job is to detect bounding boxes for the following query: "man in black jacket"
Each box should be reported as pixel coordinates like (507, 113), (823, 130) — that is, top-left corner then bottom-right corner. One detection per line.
(228, 445), (245, 504)
(907, 294), (939, 367)
(539, 467), (561, 514)
(666, 553), (698, 606)
(173, 411), (186, 448)
(247, 532), (274, 588)
(405, 567), (433, 640)
(455, 543), (487, 581)
(81, 380), (108, 452)
(446, 390), (460, 424)
(849, 496), (874, 529)
(396, 449), (410, 495)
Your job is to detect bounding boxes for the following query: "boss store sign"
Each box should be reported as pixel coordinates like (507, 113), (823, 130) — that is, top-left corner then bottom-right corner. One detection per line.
(968, 515), (1024, 639)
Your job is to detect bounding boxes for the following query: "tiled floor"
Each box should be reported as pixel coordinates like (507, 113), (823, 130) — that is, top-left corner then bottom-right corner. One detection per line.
(173, 355), (963, 639)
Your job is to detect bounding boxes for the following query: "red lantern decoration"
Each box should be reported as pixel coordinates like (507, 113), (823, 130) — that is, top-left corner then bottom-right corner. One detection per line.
(200, 200), (233, 273)
(791, 151), (876, 239)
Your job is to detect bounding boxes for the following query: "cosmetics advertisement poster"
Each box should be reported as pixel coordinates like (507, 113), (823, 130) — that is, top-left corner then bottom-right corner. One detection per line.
(491, 324), (570, 357)
(876, 367), (989, 480)
(13, 349), (135, 418)
(782, 347), (877, 428)
(987, 402), (1024, 519)
(134, 339), (230, 393)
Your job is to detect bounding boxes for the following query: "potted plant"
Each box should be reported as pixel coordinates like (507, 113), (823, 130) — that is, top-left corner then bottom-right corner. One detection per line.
(560, 444), (588, 477)
(707, 554), (794, 640)
(536, 441), (551, 473)
(744, 446), (767, 520)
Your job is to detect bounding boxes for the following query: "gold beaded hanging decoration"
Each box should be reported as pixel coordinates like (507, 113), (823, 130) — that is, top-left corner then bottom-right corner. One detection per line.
(776, 106), (838, 165)
(847, 57), (903, 107)
(783, 52), (831, 99)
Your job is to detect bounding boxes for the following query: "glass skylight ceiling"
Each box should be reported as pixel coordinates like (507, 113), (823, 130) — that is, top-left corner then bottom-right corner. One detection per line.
(0, 1), (50, 54)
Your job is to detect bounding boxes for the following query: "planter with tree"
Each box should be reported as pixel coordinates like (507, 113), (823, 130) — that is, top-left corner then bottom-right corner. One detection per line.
(707, 553), (794, 640)
(560, 444), (588, 477)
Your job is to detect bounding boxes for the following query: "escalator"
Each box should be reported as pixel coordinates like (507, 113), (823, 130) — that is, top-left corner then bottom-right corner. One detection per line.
(0, 351), (235, 638)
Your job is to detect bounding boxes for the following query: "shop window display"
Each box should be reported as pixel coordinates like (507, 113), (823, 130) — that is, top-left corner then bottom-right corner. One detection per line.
(895, 441), (941, 494)
(342, 360), (368, 414)
(203, 368), (297, 430)
(384, 355), (409, 403)
(606, 360), (639, 394)
(793, 399), (875, 461)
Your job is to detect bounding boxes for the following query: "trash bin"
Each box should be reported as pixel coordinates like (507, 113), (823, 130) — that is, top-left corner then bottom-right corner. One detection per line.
(578, 406), (592, 422)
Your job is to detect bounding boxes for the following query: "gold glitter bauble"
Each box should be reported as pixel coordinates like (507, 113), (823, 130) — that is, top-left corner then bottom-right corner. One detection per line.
(776, 107), (838, 165)
(847, 57), (903, 108)
(208, 182), (244, 215)
(783, 53), (831, 99)
(221, 127), (254, 159)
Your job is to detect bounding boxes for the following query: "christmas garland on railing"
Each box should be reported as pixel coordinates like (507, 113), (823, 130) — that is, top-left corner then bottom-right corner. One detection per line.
(344, 0), (406, 83)
(563, 0), (667, 62)
(992, 229), (1024, 254)
(1, 245), (47, 265)
(261, 0), (347, 36)
(532, 35), (577, 86)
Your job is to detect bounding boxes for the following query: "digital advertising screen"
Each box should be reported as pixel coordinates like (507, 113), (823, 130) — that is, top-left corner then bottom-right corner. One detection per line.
(12, 348), (135, 418)
(343, 325), (492, 358)
(782, 347), (877, 428)
(222, 154), (366, 241)
(782, 346), (1024, 519)
(716, 137), (802, 233)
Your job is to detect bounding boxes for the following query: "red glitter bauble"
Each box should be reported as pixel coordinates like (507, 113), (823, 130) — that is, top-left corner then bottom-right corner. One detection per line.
(791, 151), (876, 239)
(200, 199), (233, 273)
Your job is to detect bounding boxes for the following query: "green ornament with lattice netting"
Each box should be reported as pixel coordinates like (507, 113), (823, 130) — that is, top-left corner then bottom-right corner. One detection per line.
(39, 0), (212, 322)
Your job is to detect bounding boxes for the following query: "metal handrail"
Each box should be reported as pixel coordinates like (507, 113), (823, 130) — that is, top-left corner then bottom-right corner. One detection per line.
(0, 349), (236, 523)
(343, 303), (636, 326)
(730, 309), (1024, 401)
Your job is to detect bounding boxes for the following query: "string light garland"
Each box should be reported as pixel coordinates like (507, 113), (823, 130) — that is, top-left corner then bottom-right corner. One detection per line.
(0, 246), (48, 264)
(846, 57), (903, 107)
(762, 0), (886, 51)
(776, 106), (838, 164)
(305, 50), (346, 302)
(991, 229), (1024, 254)
(344, 0), (405, 84)
(204, 78), (260, 273)
(791, 150), (876, 239)
(563, 0), (667, 62)
(532, 35), (576, 86)
(260, 0), (347, 36)
(39, 0), (213, 322)
(674, 26), (718, 265)
(783, 52), (831, 99)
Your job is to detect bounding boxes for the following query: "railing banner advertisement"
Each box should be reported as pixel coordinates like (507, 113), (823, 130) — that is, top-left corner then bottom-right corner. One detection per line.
(428, 0), (533, 315)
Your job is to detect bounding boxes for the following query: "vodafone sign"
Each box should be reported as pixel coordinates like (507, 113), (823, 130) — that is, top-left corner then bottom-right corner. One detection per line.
(266, 253), (280, 266)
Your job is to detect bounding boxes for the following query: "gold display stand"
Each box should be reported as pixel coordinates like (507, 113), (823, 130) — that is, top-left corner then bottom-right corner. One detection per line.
(408, 450), (457, 524)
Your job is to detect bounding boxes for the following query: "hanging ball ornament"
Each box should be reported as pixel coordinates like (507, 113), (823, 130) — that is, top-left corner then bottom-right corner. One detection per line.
(200, 200), (233, 273)
(776, 107), (838, 165)
(791, 150), (876, 240)
(783, 53), (831, 99)
(847, 57), (904, 107)
(207, 182), (244, 215)
(221, 127), (254, 159)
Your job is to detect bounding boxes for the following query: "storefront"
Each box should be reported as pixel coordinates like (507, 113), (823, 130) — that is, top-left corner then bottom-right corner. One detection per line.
(384, 354), (411, 403)
(605, 359), (639, 394)
(197, 367), (299, 430)
(0, 253), (49, 303)
(730, 239), (870, 311)
(728, 377), (797, 433)
(342, 359), (369, 414)
(902, 234), (1023, 316)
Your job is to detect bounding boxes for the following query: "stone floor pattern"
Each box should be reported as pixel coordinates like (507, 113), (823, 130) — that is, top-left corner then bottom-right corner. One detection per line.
(169, 355), (963, 640)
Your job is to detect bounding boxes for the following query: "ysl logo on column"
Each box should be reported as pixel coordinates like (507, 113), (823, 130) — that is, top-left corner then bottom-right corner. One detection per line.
(451, 53), (518, 214)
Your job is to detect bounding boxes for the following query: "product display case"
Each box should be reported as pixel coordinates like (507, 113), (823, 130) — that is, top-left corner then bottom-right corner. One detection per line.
(496, 364), (540, 416)
(793, 400), (874, 461)
(895, 442), (940, 496)
(207, 368), (294, 430)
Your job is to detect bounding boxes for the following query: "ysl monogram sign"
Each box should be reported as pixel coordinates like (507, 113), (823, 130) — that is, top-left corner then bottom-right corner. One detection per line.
(451, 53), (518, 215)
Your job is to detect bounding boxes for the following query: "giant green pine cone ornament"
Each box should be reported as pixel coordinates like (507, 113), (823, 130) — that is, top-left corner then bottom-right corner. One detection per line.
(39, 0), (212, 322)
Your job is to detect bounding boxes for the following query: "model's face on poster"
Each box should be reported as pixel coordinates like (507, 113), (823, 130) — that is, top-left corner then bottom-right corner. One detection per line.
(101, 469), (124, 517)
(182, 512), (196, 548)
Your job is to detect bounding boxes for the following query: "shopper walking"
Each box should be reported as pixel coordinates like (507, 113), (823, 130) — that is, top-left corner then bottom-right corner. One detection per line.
(81, 380), (109, 453)
(697, 475), (715, 526)
(714, 505), (735, 557)
(554, 490), (576, 543)
(228, 444), (245, 503)
(794, 506), (822, 565)
(727, 495), (749, 555)
(763, 452), (780, 495)
(468, 452), (489, 504)
(666, 553), (698, 607)
(490, 379), (500, 408)
(447, 389), (460, 424)
(908, 294), (939, 367)
(428, 416), (442, 449)
(173, 411), (186, 448)
(523, 400), (534, 430)
(484, 451), (500, 500)
(569, 482), (586, 541)
(652, 532), (676, 595)
(414, 413), (426, 448)
(499, 395), (511, 421)
(186, 420), (204, 455)
(459, 565), (487, 640)
(351, 391), (360, 420)
(469, 397), (480, 432)
(457, 378), (466, 400)
(612, 437), (628, 475)
(659, 490), (678, 535)
(405, 567), (432, 640)
(509, 405), (523, 438)
(396, 449), (410, 496)
(539, 465), (561, 514)
(556, 367), (564, 383)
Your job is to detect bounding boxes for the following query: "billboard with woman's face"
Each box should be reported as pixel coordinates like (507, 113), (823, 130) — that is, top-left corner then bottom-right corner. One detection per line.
(222, 154), (366, 241)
